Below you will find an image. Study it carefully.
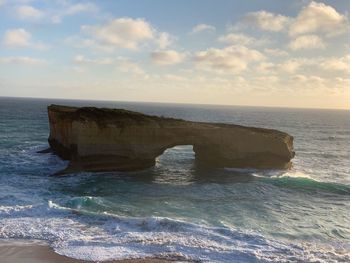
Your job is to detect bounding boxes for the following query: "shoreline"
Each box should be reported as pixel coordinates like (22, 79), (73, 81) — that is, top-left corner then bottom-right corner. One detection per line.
(0, 239), (181, 263)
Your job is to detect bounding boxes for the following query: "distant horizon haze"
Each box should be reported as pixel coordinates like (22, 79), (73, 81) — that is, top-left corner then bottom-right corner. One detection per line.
(1, 95), (349, 111)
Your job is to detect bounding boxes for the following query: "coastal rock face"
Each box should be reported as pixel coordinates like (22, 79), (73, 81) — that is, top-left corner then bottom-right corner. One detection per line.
(47, 105), (295, 174)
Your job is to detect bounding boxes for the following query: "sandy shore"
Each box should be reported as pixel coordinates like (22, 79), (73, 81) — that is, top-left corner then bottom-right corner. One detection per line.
(0, 240), (180, 263)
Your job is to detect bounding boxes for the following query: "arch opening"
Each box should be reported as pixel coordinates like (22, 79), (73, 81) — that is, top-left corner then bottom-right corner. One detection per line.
(153, 145), (196, 183)
(156, 145), (195, 168)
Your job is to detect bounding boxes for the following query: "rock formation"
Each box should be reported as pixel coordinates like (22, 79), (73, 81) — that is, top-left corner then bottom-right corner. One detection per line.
(46, 104), (295, 174)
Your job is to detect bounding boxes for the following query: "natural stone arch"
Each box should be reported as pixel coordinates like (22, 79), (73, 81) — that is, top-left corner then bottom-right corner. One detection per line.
(46, 105), (295, 174)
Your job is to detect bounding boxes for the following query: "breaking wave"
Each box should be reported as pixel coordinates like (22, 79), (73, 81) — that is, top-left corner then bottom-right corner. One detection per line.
(1, 201), (349, 262)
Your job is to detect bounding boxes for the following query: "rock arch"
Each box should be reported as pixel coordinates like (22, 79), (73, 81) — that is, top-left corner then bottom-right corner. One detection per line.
(46, 105), (295, 174)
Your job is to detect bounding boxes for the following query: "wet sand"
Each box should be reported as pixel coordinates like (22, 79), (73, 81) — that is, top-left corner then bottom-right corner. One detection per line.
(0, 240), (178, 263)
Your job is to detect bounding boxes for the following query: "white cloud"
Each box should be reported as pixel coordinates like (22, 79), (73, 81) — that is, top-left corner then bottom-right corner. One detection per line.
(51, 3), (99, 23)
(218, 33), (254, 45)
(280, 59), (304, 73)
(73, 55), (114, 65)
(157, 32), (173, 49)
(72, 54), (148, 77)
(191, 24), (216, 34)
(289, 35), (325, 50)
(64, 36), (114, 52)
(218, 33), (269, 46)
(236, 2), (348, 38)
(82, 18), (170, 50)
(64, 3), (98, 15)
(194, 45), (264, 73)
(2, 28), (48, 49)
(242, 11), (290, 32)
(256, 75), (279, 83)
(320, 56), (350, 73)
(82, 18), (154, 50)
(0, 56), (46, 65)
(260, 56), (350, 75)
(117, 59), (147, 77)
(16, 5), (44, 20)
(256, 62), (276, 74)
(291, 74), (325, 87)
(292, 74), (308, 82)
(333, 77), (350, 90)
(289, 1), (348, 36)
(12, 2), (100, 24)
(258, 59), (314, 74)
(163, 74), (187, 81)
(3, 28), (31, 47)
(151, 50), (186, 65)
(264, 48), (288, 57)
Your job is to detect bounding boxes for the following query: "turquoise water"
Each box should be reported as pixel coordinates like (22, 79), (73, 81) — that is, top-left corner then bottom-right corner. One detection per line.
(0, 97), (349, 262)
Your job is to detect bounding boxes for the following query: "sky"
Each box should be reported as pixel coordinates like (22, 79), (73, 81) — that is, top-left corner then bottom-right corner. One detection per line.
(0, 0), (350, 109)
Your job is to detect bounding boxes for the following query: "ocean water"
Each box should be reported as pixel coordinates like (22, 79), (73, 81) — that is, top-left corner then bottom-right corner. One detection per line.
(0, 97), (349, 262)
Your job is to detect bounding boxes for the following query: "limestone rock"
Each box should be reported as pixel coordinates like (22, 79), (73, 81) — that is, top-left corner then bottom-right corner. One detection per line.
(46, 104), (295, 174)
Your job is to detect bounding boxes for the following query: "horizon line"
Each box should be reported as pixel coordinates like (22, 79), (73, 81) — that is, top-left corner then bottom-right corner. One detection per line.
(1, 95), (349, 111)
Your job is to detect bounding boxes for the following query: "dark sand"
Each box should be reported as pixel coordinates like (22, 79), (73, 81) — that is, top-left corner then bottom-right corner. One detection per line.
(0, 240), (180, 263)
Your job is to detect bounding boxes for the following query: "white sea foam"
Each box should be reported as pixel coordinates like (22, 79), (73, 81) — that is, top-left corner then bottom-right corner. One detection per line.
(223, 167), (314, 180)
(0, 201), (348, 262)
(0, 204), (34, 214)
(272, 170), (313, 180)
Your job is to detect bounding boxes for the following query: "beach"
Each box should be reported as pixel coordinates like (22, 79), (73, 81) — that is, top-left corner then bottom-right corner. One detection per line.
(0, 240), (175, 263)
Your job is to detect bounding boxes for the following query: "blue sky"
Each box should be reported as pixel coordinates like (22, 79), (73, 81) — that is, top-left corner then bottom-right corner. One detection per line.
(0, 0), (350, 109)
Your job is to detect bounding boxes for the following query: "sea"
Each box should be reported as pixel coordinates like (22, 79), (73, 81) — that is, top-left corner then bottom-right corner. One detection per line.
(0, 97), (349, 262)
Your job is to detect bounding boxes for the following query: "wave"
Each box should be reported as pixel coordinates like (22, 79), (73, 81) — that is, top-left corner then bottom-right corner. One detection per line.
(274, 178), (350, 195)
(223, 167), (350, 195)
(253, 172), (350, 195)
(1, 201), (349, 262)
